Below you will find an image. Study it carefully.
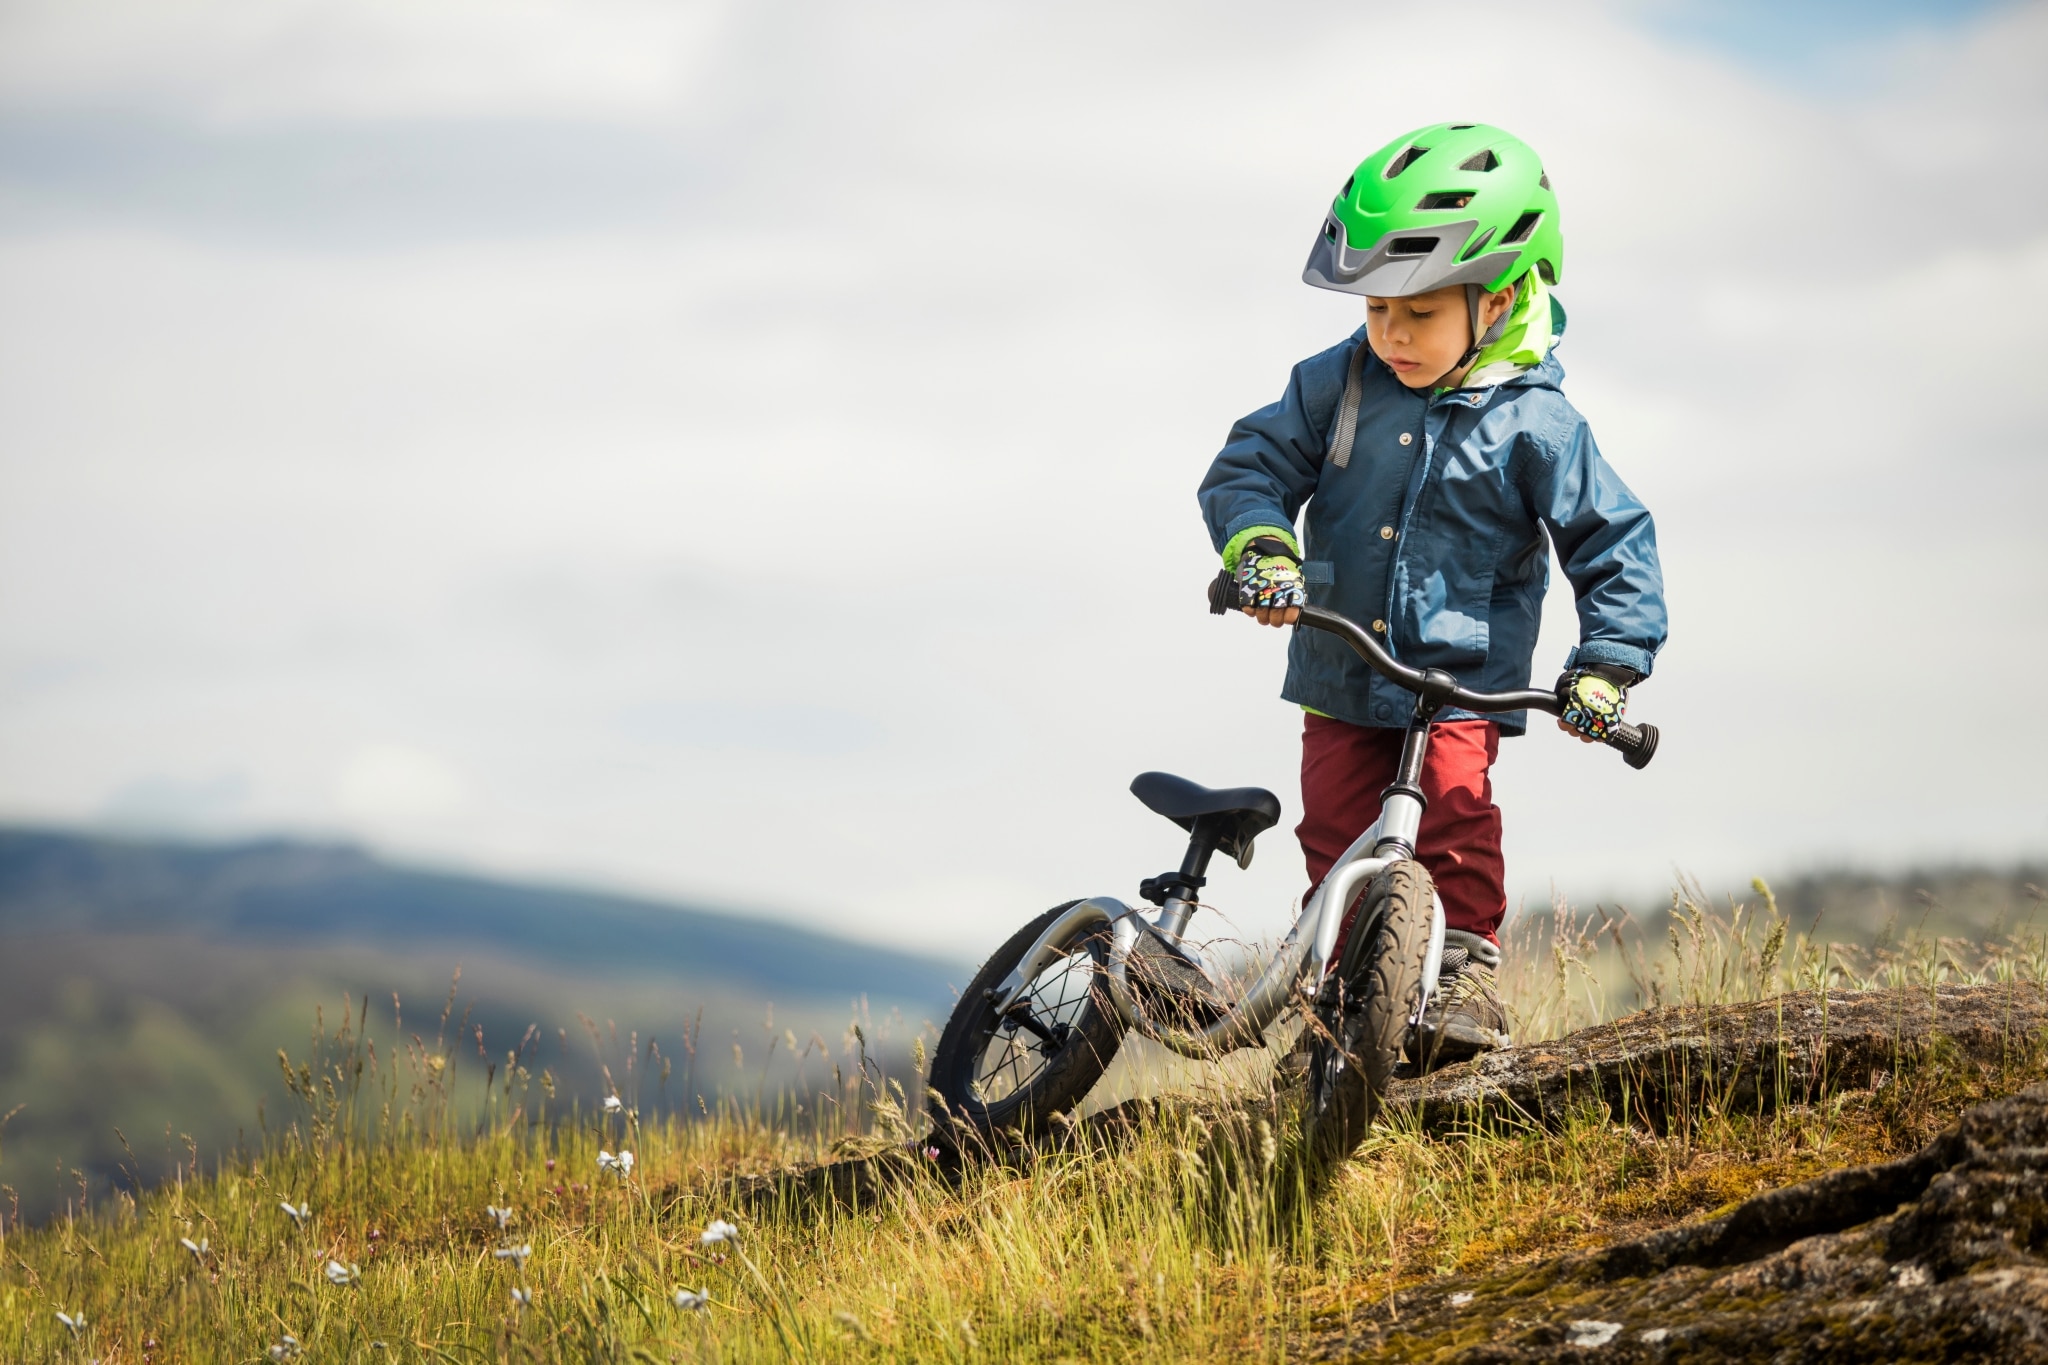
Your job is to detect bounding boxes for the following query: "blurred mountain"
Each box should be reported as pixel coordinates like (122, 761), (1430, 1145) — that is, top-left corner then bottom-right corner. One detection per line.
(0, 827), (952, 1001)
(0, 826), (966, 1223)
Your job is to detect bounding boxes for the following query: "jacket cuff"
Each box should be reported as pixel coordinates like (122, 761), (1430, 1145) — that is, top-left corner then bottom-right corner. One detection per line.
(1567, 640), (1655, 680)
(1220, 521), (1299, 569)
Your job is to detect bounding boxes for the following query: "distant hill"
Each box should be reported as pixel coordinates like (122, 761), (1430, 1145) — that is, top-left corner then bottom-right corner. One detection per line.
(0, 826), (955, 1002)
(1762, 863), (2047, 942)
(0, 826), (966, 1223)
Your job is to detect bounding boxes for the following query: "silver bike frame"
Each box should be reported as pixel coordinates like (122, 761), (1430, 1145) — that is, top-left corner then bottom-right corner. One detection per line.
(990, 787), (1446, 1060)
(982, 600), (1653, 1066)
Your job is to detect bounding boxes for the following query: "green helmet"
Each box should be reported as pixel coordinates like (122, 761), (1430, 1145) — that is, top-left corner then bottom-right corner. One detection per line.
(1303, 122), (1562, 298)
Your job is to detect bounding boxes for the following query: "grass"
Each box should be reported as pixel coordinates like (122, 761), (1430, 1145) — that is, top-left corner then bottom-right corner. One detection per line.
(3, 880), (2046, 1363)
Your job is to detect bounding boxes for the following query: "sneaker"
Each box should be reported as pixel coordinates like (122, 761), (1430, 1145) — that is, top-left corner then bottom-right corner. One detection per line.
(1418, 938), (1511, 1065)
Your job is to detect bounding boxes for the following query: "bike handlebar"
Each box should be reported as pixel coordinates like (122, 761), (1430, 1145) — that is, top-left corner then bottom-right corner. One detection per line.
(1208, 573), (1659, 769)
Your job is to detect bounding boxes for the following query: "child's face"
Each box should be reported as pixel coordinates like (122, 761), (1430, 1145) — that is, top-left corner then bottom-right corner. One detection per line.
(1365, 283), (1513, 389)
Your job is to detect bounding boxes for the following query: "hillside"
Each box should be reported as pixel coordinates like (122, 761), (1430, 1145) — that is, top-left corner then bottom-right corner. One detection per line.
(2, 972), (2044, 1362)
(0, 826), (963, 1223)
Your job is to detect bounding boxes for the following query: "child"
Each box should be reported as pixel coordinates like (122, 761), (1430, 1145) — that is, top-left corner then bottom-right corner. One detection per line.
(1197, 122), (1667, 1062)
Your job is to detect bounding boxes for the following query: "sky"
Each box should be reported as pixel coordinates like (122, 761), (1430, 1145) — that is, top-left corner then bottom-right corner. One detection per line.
(1, 0), (2043, 961)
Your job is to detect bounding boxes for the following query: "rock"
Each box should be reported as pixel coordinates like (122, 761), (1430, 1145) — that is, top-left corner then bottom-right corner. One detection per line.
(1390, 983), (2048, 1134)
(1319, 1082), (2048, 1362)
(1564, 1320), (1622, 1347)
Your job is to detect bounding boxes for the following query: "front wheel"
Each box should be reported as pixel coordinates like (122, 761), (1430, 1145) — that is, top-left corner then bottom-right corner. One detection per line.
(1299, 860), (1436, 1171)
(928, 902), (1125, 1148)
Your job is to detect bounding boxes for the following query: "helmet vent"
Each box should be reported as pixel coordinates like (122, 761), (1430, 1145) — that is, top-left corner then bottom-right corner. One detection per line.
(1458, 226), (1497, 262)
(1458, 149), (1500, 173)
(1538, 259), (1558, 285)
(1417, 191), (1474, 211)
(1340, 175), (1355, 198)
(1384, 145), (1430, 178)
(1502, 210), (1542, 245)
(1386, 236), (1439, 257)
(1448, 123), (1476, 129)
(1538, 172), (1551, 191)
(1323, 217), (1341, 244)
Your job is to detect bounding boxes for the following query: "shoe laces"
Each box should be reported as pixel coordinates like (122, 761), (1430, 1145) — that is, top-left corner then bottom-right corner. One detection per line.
(1435, 950), (1496, 1006)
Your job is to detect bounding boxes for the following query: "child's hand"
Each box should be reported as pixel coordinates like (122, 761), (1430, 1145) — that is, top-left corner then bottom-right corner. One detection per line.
(1234, 536), (1305, 625)
(1555, 666), (1633, 743)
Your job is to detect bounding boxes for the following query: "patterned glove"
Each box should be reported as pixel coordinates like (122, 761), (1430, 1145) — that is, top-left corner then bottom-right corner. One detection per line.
(1234, 535), (1306, 613)
(1556, 664), (1637, 741)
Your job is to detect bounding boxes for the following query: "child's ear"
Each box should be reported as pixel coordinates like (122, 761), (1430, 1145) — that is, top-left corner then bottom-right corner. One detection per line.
(1483, 284), (1517, 327)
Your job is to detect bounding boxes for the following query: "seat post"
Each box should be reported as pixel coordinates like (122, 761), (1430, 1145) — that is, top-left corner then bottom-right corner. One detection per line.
(1178, 819), (1219, 883)
(1155, 821), (1219, 939)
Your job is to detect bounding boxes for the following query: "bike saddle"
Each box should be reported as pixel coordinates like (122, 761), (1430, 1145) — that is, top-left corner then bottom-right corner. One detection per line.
(1129, 771), (1281, 859)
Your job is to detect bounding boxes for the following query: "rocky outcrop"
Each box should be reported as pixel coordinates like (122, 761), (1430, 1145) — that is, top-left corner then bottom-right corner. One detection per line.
(1391, 982), (2048, 1133)
(1319, 1082), (2048, 1362)
(713, 984), (2048, 1219)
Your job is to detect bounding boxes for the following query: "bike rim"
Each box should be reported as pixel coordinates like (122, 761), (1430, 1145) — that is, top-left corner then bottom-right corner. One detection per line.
(968, 946), (1098, 1107)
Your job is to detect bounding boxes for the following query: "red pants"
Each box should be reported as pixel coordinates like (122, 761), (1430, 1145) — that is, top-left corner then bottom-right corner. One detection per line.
(1298, 714), (1506, 946)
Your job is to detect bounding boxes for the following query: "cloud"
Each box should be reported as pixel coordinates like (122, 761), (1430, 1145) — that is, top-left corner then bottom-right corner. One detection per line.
(334, 745), (469, 822)
(0, 0), (727, 123)
(0, 1), (2043, 955)
(101, 770), (250, 828)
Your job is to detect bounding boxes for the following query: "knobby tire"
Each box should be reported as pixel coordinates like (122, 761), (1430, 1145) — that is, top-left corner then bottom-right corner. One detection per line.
(1300, 860), (1436, 1174)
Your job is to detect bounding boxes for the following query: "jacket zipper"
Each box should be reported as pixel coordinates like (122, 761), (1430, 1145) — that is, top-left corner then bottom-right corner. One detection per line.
(1382, 394), (1438, 657)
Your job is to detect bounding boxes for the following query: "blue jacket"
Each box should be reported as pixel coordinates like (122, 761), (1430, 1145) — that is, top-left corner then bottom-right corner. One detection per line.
(1198, 315), (1666, 734)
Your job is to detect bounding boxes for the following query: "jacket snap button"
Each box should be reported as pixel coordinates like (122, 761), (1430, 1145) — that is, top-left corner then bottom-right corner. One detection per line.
(1375, 703), (1393, 721)
(1379, 525), (1394, 540)
(1398, 432), (1413, 446)
(1371, 619), (1386, 633)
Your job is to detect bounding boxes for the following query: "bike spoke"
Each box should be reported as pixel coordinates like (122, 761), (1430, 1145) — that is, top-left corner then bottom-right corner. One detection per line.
(966, 937), (1106, 1107)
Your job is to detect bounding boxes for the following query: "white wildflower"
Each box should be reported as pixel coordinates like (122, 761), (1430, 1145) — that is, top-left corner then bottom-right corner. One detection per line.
(673, 1288), (710, 1311)
(279, 1200), (310, 1226)
(510, 1287), (533, 1308)
(493, 1244), (532, 1265)
(180, 1235), (209, 1260)
(323, 1260), (358, 1286)
(268, 1333), (302, 1360)
(597, 1149), (634, 1178)
(486, 1203), (514, 1229)
(54, 1310), (85, 1335)
(602, 1095), (624, 1113)
(699, 1218), (739, 1247)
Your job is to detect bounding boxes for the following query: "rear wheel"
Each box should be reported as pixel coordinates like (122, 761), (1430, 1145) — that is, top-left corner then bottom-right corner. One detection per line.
(1299, 860), (1435, 1170)
(928, 902), (1124, 1147)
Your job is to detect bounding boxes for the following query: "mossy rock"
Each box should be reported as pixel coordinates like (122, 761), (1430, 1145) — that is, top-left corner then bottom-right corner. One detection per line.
(1322, 1081), (2048, 1361)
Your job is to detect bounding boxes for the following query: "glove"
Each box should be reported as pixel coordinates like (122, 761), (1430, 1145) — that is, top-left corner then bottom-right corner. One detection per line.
(1555, 664), (1637, 741)
(1234, 535), (1306, 613)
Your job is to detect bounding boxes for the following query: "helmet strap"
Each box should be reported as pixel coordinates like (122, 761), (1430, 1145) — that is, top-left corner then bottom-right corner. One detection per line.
(1455, 280), (1518, 373)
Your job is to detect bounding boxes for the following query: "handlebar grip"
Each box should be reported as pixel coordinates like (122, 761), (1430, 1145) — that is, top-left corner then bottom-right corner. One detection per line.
(1605, 721), (1659, 770)
(1207, 568), (1238, 616)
